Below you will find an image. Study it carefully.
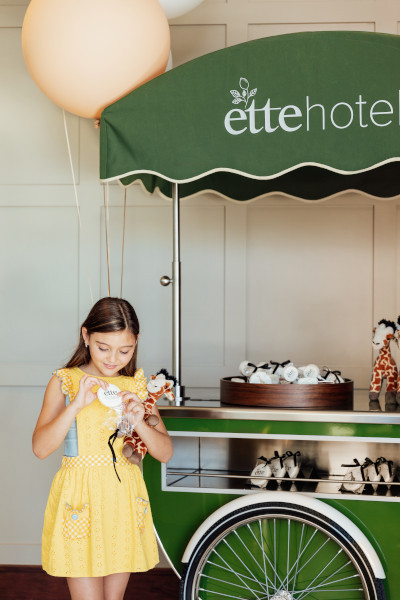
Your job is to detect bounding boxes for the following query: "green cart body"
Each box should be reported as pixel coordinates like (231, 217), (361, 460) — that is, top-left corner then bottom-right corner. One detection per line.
(145, 402), (400, 599)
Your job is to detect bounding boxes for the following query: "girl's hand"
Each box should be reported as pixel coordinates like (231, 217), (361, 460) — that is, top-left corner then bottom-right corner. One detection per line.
(120, 392), (145, 429)
(74, 375), (108, 410)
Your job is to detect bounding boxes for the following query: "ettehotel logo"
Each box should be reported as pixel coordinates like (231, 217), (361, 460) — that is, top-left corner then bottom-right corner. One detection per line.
(224, 77), (400, 135)
(230, 77), (257, 109)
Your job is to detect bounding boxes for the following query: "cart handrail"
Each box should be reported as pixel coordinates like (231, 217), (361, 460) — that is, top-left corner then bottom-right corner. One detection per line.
(166, 469), (398, 486)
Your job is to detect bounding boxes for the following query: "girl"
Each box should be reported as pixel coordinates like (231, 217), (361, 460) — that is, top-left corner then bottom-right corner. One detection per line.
(33, 297), (173, 600)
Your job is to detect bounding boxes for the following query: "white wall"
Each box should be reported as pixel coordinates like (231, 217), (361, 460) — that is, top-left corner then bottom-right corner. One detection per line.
(1, 0), (400, 565)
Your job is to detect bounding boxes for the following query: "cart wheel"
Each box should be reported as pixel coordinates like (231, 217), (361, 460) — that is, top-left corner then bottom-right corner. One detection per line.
(180, 502), (386, 600)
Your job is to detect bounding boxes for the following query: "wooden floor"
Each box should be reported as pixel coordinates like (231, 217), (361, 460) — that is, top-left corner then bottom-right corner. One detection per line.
(0, 566), (180, 600)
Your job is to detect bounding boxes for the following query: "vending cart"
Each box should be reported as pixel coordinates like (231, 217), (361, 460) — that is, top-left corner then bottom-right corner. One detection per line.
(146, 397), (400, 599)
(99, 31), (400, 599)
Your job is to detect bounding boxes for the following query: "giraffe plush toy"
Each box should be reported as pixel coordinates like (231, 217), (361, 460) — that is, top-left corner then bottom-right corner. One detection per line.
(122, 369), (176, 464)
(369, 319), (398, 408)
(396, 316), (400, 404)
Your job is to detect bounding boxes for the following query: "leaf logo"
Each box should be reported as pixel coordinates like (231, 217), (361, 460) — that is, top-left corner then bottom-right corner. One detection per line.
(230, 78), (257, 108)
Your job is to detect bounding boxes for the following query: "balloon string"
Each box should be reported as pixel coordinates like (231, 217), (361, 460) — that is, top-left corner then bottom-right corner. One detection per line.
(103, 183), (111, 297)
(62, 110), (94, 306)
(120, 189), (127, 298)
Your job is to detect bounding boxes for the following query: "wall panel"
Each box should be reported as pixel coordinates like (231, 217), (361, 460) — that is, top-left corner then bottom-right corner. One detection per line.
(100, 204), (173, 375)
(0, 207), (79, 384)
(0, 386), (62, 564)
(246, 203), (373, 386)
(170, 24), (227, 65)
(0, 28), (79, 185)
(181, 205), (225, 373)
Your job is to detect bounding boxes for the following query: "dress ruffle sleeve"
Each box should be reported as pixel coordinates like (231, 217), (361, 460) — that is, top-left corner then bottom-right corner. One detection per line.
(53, 368), (76, 401)
(133, 368), (148, 402)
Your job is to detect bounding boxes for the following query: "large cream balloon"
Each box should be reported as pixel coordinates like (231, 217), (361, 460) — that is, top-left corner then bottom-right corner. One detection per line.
(158, 0), (204, 19)
(22, 0), (170, 119)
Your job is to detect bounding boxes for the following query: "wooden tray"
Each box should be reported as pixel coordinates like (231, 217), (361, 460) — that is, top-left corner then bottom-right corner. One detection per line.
(220, 377), (353, 409)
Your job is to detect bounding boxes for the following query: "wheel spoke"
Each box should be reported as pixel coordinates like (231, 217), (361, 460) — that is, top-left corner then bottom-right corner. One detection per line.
(207, 559), (267, 588)
(295, 565), (360, 600)
(200, 572), (270, 595)
(286, 536), (331, 587)
(223, 537), (272, 596)
(291, 523), (305, 593)
(232, 529), (276, 591)
(198, 586), (264, 600)
(287, 518), (291, 588)
(283, 527), (319, 589)
(280, 517), (307, 591)
(295, 585), (363, 597)
(247, 522), (285, 589)
(259, 520), (271, 600)
(296, 588), (363, 600)
(273, 519), (277, 591)
(292, 547), (344, 599)
(213, 545), (267, 598)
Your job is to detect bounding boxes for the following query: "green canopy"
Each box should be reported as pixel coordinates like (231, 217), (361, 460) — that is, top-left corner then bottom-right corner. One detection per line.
(100, 31), (400, 200)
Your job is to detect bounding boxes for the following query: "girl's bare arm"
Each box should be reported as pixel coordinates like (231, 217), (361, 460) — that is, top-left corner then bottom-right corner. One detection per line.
(32, 375), (79, 459)
(33, 374), (108, 459)
(123, 398), (173, 463)
(135, 405), (173, 463)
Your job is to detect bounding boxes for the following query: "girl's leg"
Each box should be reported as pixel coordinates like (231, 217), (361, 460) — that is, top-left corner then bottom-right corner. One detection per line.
(67, 576), (104, 600)
(104, 572), (131, 600)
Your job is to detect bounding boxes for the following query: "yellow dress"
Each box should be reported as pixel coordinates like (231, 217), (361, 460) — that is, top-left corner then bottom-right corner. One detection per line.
(42, 367), (159, 577)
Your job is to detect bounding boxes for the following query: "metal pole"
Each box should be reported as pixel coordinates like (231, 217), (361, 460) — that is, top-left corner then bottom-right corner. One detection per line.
(172, 183), (185, 403)
(160, 183), (187, 403)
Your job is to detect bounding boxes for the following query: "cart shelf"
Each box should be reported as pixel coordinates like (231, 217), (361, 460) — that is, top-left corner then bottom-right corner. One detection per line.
(165, 467), (400, 497)
(162, 427), (400, 501)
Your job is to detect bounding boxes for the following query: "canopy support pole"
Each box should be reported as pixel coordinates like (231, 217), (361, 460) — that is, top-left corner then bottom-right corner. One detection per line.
(172, 182), (185, 404)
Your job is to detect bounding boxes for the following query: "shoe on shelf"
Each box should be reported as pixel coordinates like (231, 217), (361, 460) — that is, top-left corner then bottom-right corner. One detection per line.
(283, 450), (302, 479)
(250, 456), (272, 488)
(270, 451), (287, 484)
(340, 459), (366, 494)
(376, 457), (395, 489)
(362, 457), (381, 492)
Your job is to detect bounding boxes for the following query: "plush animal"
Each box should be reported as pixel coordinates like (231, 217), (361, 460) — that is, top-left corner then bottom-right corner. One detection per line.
(369, 319), (398, 408)
(397, 316), (400, 404)
(121, 369), (176, 464)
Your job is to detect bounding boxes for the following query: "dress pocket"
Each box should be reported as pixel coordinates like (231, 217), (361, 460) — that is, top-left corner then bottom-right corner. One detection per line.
(135, 497), (149, 534)
(62, 502), (91, 541)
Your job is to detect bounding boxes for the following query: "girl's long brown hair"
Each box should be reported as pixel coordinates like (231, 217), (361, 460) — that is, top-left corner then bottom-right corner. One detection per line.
(64, 297), (140, 376)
